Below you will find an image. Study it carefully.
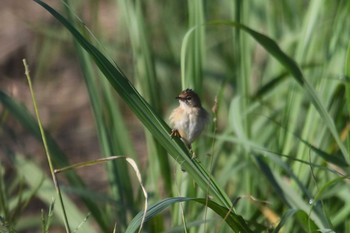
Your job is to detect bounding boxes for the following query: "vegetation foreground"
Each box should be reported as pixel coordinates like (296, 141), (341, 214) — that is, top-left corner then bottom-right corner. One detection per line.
(1, 1), (350, 232)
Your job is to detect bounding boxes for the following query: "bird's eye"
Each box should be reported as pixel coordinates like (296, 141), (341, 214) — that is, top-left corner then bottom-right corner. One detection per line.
(186, 96), (192, 101)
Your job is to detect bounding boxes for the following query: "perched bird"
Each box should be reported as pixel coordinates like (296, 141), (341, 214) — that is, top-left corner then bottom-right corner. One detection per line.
(169, 89), (209, 149)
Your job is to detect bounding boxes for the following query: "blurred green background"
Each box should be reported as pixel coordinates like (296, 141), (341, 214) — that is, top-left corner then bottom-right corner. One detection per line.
(1, 0), (350, 232)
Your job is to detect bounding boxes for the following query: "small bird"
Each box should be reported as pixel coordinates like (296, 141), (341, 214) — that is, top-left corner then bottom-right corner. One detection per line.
(169, 89), (209, 149)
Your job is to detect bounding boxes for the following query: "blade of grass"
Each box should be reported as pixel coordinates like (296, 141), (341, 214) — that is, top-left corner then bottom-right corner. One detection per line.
(23, 59), (70, 232)
(230, 2), (253, 217)
(273, 209), (298, 233)
(292, 0), (325, 183)
(181, 0), (207, 226)
(126, 197), (253, 233)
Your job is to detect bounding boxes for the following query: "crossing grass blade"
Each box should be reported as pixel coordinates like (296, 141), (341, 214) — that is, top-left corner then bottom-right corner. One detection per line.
(126, 197), (254, 233)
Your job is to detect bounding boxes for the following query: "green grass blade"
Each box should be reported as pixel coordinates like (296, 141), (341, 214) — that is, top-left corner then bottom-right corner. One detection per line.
(126, 197), (253, 233)
(23, 59), (71, 232)
(295, 209), (320, 232)
(0, 91), (68, 169)
(273, 209), (298, 233)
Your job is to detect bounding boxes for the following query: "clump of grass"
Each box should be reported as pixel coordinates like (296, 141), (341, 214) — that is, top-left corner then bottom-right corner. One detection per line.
(1, 0), (350, 232)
